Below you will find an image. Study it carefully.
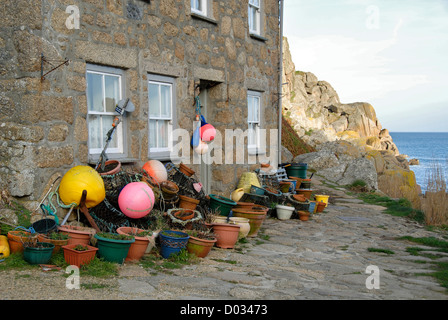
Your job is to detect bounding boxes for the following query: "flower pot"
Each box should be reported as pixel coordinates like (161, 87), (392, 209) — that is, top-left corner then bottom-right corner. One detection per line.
(298, 210), (311, 221)
(32, 218), (57, 234)
(160, 181), (179, 200)
(94, 233), (135, 264)
(187, 236), (217, 258)
(279, 181), (292, 193)
(293, 194), (307, 202)
(212, 216), (250, 239)
(275, 204), (295, 220)
(62, 244), (98, 267)
(173, 209), (196, 221)
(58, 225), (96, 246)
(314, 194), (330, 207)
(250, 185), (265, 195)
(299, 179), (312, 189)
(178, 195), (200, 210)
(285, 163), (308, 179)
(296, 189), (313, 200)
(208, 194), (237, 216)
(116, 227), (152, 261)
(179, 163), (195, 177)
(23, 242), (54, 265)
(159, 230), (189, 259)
(212, 223), (240, 249)
(316, 201), (326, 213)
(7, 231), (36, 254)
(232, 209), (266, 237)
(235, 201), (255, 209)
(37, 234), (69, 254)
(284, 179), (297, 190)
(98, 160), (122, 176)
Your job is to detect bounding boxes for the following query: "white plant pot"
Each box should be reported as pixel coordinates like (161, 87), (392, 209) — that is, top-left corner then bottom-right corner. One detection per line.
(276, 204), (295, 220)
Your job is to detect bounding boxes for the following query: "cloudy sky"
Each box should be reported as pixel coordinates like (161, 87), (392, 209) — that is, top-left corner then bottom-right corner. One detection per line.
(283, 0), (448, 132)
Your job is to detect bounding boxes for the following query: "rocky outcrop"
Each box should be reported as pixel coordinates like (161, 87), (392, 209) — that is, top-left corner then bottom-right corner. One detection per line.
(282, 37), (420, 208)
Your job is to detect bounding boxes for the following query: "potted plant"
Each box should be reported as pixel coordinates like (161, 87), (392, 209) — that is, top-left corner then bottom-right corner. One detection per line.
(23, 239), (54, 265)
(94, 232), (135, 264)
(275, 204), (295, 220)
(178, 195), (200, 210)
(186, 229), (217, 258)
(37, 232), (70, 254)
(7, 230), (36, 254)
(62, 243), (98, 267)
(159, 230), (189, 259)
(58, 225), (96, 246)
(212, 216), (250, 240)
(97, 160), (122, 176)
(116, 227), (154, 261)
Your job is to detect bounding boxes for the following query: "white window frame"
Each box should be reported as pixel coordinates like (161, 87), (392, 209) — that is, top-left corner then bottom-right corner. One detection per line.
(148, 74), (176, 160)
(247, 90), (262, 153)
(86, 64), (126, 160)
(248, 0), (261, 35)
(191, 0), (207, 17)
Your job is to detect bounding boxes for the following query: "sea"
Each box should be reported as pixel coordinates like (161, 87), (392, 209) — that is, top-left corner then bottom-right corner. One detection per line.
(389, 132), (448, 193)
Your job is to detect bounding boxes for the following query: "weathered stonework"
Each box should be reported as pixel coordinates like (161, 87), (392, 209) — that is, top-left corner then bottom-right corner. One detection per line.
(0, 0), (281, 199)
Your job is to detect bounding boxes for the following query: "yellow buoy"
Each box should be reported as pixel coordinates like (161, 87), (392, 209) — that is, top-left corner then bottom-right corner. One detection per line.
(0, 235), (10, 259)
(59, 165), (106, 208)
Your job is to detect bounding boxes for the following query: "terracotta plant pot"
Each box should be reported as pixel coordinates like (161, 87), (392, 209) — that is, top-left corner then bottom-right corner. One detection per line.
(98, 160), (122, 176)
(173, 209), (196, 221)
(293, 194), (307, 202)
(160, 181), (179, 200)
(62, 244), (98, 267)
(116, 227), (152, 261)
(279, 181), (292, 193)
(232, 208), (266, 237)
(212, 223), (240, 249)
(235, 202), (255, 209)
(7, 231), (37, 254)
(37, 233), (69, 254)
(187, 236), (217, 258)
(299, 179), (312, 189)
(178, 195), (200, 210)
(179, 163), (195, 177)
(212, 216), (251, 239)
(58, 225), (96, 246)
(296, 189), (313, 200)
(298, 210), (311, 221)
(316, 201), (326, 213)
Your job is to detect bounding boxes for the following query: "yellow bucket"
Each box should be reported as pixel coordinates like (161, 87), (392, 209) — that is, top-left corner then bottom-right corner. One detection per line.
(314, 195), (330, 207)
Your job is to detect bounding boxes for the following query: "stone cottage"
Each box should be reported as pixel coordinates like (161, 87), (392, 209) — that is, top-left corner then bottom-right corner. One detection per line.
(0, 0), (282, 202)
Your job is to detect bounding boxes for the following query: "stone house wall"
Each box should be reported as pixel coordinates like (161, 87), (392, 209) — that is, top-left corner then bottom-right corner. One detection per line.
(0, 0), (281, 201)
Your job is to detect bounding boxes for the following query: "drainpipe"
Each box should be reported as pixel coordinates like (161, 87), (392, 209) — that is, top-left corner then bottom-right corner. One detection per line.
(278, 0), (284, 167)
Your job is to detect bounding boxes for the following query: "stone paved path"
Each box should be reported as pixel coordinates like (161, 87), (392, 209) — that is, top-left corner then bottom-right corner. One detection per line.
(1, 178), (447, 301)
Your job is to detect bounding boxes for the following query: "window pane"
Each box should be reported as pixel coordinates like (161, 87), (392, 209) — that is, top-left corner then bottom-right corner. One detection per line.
(191, 0), (199, 10)
(102, 116), (117, 149)
(148, 83), (160, 117)
(253, 96), (260, 121)
(160, 84), (171, 118)
(149, 119), (157, 148)
(87, 73), (103, 112)
(158, 120), (169, 148)
(248, 96), (253, 122)
(88, 115), (101, 149)
(105, 75), (120, 112)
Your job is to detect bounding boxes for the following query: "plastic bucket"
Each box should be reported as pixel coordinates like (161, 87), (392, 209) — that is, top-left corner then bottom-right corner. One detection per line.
(23, 242), (54, 264)
(315, 195), (330, 207)
(209, 194), (237, 216)
(285, 163), (308, 179)
(94, 233), (134, 264)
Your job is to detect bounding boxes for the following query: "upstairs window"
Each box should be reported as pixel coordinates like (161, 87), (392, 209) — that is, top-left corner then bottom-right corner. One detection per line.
(248, 0), (261, 35)
(86, 65), (125, 158)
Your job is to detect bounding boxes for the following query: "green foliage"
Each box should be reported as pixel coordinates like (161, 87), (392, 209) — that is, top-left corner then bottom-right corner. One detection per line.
(367, 248), (395, 255)
(97, 232), (134, 241)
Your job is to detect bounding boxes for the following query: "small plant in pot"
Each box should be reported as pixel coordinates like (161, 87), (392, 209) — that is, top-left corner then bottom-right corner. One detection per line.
(37, 232), (69, 254)
(116, 227), (154, 261)
(62, 243), (98, 267)
(185, 229), (217, 258)
(159, 230), (189, 259)
(94, 232), (135, 264)
(22, 238), (54, 265)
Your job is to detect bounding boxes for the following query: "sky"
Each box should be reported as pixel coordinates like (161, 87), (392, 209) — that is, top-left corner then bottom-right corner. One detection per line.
(283, 0), (448, 132)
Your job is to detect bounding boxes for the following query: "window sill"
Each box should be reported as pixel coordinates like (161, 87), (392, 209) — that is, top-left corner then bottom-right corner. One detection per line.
(190, 12), (218, 25)
(87, 157), (139, 165)
(250, 33), (268, 42)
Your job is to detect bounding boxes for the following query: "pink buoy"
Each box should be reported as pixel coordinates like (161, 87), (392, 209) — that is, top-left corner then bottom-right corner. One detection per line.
(118, 182), (155, 219)
(200, 123), (216, 142)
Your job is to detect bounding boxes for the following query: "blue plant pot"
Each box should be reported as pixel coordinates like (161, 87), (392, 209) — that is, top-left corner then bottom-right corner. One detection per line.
(159, 230), (189, 259)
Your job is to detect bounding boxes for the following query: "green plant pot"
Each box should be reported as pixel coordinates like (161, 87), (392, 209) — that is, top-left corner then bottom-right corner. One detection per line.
(23, 242), (54, 264)
(209, 194), (237, 216)
(285, 163), (308, 179)
(94, 233), (135, 264)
